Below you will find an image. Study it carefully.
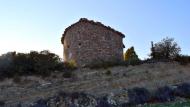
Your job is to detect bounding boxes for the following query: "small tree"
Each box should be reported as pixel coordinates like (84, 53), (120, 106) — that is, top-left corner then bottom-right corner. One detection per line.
(150, 37), (181, 59)
(124, 47), (139, 64)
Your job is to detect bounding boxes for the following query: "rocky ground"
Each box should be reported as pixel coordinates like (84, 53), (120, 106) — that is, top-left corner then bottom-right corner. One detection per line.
(0, 62), (190, 107)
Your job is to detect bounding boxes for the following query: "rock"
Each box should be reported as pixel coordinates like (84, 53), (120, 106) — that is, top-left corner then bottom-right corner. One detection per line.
(96, 96), (112, 107)
(31, 99), (48, 107)
(0, 100), (5, 107)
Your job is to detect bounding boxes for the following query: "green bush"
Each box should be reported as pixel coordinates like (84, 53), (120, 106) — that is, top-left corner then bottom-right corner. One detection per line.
(150, 37), (181, 60)
(30, 50), (61, 75)
(0, 50), (76, 79)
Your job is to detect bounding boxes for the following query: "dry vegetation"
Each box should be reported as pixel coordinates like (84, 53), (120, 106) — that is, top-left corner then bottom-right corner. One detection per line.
(0, 61), (190, 106)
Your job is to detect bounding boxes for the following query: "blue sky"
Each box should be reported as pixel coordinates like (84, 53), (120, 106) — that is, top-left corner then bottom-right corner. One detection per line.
(0, 0), (190, 59)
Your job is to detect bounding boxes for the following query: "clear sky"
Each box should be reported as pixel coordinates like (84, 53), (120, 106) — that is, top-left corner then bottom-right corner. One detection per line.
(0, 0), (190, 59)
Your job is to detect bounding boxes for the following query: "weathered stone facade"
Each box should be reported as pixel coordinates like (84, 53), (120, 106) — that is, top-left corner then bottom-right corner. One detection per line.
(61, 18), (125, 67)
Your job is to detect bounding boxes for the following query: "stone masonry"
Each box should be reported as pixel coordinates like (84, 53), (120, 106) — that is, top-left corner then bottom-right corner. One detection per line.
(61, 18), (125, 67)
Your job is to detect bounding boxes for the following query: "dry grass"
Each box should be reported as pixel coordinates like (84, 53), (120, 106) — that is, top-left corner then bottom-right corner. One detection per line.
(1, 62), (190, 104)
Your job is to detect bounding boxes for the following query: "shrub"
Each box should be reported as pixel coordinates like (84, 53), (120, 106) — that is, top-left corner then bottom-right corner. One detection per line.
(31, 50), (61, 76)
(64, 60), (77, 70)
(12, 53), (32, 75)
(174, 55), (190, 65)
(124, 47), (139, 60)
(0, 52), (16, 78)
(174, 83), (190, 98)
(54, 62), (65, 71)
(19, 50), (62, 76)
(0, 50), (77, 79)
(150, 37), (181, 59)
(128, 87), (151, 105)
(124, 46), (141, 66)
(152, 86), (175, 102)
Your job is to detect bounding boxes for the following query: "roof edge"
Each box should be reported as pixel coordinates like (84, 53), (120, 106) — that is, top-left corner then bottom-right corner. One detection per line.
(61, 18), (125, 44)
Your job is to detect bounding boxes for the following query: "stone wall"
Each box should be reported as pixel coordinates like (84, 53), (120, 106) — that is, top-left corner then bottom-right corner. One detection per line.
(63, 20), (124, 67)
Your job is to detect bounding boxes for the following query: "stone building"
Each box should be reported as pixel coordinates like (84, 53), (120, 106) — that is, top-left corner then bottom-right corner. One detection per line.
(61, 18), (125, 67)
